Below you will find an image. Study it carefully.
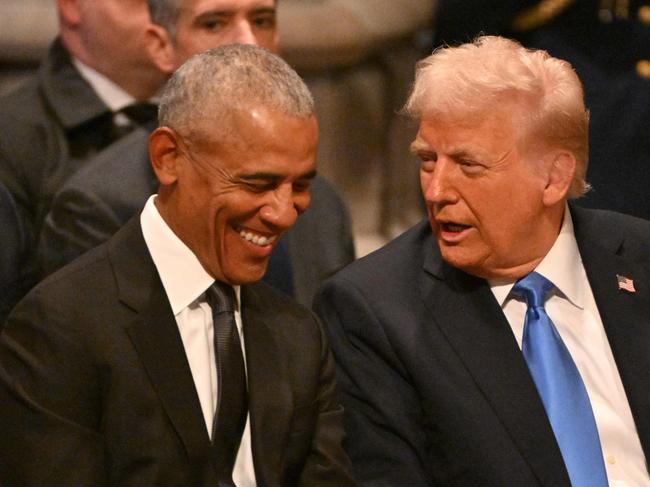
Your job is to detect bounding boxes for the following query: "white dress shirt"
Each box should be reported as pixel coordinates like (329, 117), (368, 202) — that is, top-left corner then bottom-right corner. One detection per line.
(489, 207), (649, 486)
(73, 58), (158, 128)
(73, 58), (135, 130)
(140, 195), (256, 486)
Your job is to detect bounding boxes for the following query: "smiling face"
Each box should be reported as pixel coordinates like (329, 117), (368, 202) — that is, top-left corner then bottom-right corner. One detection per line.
(153, 106), (318, 284)
(412, 110), (565, 280)
(172, 0), (278, 61)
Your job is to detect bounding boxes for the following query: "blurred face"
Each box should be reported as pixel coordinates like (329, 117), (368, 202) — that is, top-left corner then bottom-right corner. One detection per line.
(76, 0), (156, 75)
(412, 112), (559, 280)
(159, 107), (318, 284)
(172, 0), (278, 64)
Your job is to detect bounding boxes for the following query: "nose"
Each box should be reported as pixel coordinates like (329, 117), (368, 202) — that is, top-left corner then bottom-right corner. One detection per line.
(421, 157), (458, 208)
(260, 184), (306, 230)
(232, 20), (258, 46)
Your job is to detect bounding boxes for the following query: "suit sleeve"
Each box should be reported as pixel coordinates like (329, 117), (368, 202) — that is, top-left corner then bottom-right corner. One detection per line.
(38, 183), (123, 275)
(314, 277), (431, 486)
(0, 287), (107, 486)
(297, 313), (357, 487)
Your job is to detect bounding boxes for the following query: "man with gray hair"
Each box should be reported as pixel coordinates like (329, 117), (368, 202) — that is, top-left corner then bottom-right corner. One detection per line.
(38, 0), (355, 308)
(315, 36), (650, 485)
(0, 44), (355, 487)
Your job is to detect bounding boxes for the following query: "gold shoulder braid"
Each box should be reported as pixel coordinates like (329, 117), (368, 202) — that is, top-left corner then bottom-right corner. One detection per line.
(511, 0), (576, 31)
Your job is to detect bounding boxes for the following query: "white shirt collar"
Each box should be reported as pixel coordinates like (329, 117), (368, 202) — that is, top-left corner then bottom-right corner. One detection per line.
(140, 195), (240, 315)
(72, 57), (136, 112)
(490, 204), (584, 309)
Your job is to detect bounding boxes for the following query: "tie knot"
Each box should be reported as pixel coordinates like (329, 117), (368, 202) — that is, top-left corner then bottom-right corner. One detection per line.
(512, 271), (554, 308)
(207, 281), (237, 314)
(120, 102), (158, 125)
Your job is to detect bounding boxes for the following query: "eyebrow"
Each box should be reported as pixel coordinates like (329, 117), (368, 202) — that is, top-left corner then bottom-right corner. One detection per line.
(410, 140), (432, 154)
(194, 6), (276, 20)
(239, 169), (317, 182)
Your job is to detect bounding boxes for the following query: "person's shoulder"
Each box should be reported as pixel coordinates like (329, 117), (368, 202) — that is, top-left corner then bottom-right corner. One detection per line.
(572, 205), (650, 259)
(330, 219), (432, 284)
(245, 280), (314, 318)
(0, 74), (47, 127)
(572, 205), (650, 237)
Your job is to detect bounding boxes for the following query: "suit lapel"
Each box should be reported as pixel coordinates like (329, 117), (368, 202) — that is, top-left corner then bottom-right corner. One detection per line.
(420, 237), (570, 486)
(108, 218), (211, 463)
(241, 284), (294, 485)
(572, 206), (650, 460)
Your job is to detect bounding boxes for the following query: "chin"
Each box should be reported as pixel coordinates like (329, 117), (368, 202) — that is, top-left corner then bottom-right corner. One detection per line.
(439, 247), (484, 276)
(225, 265), (269, 286)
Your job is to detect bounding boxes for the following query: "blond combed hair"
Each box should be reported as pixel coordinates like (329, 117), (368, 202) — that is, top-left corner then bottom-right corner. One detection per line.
(404, 36), (590, 198)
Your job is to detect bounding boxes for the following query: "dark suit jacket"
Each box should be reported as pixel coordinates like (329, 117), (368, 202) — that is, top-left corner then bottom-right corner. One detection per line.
(38, 128), (355, 307)
(314, 205), (650, 486)
(433, 0), (650, 220)
(0, 182), (30, 324)
(0, 38), (116, 238)
(0, 217), (355, 486)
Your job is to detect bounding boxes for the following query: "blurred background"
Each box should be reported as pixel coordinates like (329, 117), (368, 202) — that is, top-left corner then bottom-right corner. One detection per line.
(0, 0), (436, 257)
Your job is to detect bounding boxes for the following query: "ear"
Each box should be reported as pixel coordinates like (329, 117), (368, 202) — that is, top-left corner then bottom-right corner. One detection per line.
(57, 0), (82, 27)
(144, 24), (177, 75)
(149, 127), (184, 187)
(542, 151), (576, 206)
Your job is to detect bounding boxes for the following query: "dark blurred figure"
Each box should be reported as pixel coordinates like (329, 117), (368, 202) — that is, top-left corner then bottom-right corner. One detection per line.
(0, 0), (164, 300)
(433, 0), (650, 219)
(0, 182), (29, 324)
(38, 0), (355, 306)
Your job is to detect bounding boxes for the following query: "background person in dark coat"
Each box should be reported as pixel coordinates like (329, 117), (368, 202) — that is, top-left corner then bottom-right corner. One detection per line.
(38, 0), (355, 306)
(0, 0), (165, 299)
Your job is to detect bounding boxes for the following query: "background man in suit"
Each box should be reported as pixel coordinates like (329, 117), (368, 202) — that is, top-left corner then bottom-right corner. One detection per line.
(38, 0), (355, 306)
(0, 0), (164, 302)
(315, 36), (650, 485)
(0, 44), (355, 486)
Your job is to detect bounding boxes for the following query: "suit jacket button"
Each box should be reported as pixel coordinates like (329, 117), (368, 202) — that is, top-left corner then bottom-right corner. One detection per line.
(636, 60), (650, 78)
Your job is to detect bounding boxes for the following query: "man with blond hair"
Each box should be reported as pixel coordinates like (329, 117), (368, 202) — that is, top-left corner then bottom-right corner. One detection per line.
(315, 36), (650, 485)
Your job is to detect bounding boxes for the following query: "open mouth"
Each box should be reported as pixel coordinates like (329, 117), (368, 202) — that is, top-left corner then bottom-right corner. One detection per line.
(439, 222), (470, 233)
(237, 227), (277, 247)
(436, 221), (472, 242)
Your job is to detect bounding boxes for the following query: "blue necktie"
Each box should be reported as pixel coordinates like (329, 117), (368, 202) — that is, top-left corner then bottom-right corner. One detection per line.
(512, 272), (608, 487)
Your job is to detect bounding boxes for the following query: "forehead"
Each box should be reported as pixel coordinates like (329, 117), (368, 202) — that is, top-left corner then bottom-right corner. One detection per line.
(413, 111), (516, 151)
(193, 107), (317, 162)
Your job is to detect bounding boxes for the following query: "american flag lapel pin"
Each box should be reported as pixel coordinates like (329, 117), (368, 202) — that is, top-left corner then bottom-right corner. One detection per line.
(616, 274), (636, 293)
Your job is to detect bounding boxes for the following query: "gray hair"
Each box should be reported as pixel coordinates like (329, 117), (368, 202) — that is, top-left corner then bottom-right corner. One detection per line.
(147, 0), (180, 38)
(158, 44), (314, 142)
(404, 36), (590, 198)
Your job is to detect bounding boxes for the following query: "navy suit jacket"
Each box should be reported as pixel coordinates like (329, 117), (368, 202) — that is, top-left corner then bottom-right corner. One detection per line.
(314, 205), (650, 485)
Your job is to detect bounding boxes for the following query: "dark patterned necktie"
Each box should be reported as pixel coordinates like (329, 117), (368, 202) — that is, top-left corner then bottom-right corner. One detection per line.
(206, 282), (248, 485)
(512, 272), (608, 487)
(120, 102), (158, 126)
